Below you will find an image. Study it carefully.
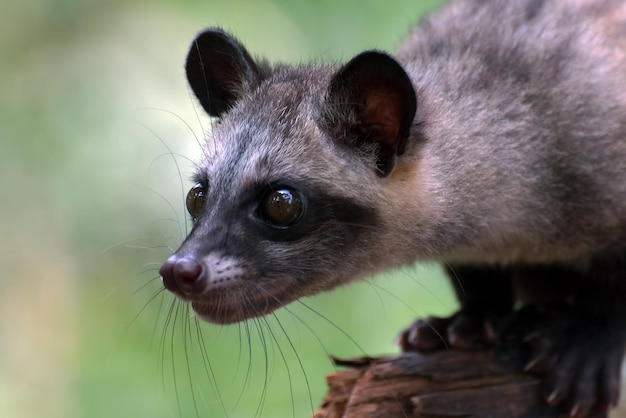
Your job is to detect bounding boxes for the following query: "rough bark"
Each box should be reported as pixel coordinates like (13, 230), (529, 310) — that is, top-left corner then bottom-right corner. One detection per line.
(313, 342), (606, 418)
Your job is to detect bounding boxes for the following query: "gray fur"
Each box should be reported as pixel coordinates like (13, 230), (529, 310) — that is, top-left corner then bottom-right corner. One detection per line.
(163, 0), (626, 323)
(394, 0), (626, 264)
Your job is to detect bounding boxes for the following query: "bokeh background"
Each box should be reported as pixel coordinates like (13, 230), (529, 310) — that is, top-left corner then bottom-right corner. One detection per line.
(2, 1), (624, 417)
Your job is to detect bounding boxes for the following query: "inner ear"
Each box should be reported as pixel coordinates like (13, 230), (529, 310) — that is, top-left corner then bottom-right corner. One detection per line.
(185, 28), (260, 117)
(324, 51), (417, 176)
(362, 89), (406, 146)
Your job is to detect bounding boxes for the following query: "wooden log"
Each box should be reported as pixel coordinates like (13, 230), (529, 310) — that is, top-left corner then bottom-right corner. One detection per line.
(313, 341), (606, 418)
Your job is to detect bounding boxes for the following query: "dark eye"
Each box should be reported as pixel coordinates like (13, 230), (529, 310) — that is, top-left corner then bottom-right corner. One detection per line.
(186, 183), (206, 219)
(259, 188), (304, 227)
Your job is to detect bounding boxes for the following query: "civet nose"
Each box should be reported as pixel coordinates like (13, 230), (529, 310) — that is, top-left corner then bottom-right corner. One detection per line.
(159, 256), (206, 296)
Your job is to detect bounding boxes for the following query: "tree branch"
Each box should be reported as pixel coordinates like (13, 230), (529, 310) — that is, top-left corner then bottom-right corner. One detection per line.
(313, 341), (606, 418)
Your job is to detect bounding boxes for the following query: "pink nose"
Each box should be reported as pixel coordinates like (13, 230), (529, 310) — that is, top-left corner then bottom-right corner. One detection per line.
(159, 256), (205, 296)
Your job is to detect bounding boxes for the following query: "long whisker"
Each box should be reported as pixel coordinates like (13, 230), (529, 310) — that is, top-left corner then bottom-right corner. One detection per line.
(251, 315), (270, 418)
(270, 312), (314, 416)
(263, 315), (297, 418)
(194, 318), (229, 417)
(295, 300), (369, 356)
(182, 306), (201, 418)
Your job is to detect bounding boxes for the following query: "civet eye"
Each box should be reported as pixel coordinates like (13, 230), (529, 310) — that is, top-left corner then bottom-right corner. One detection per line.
(186, 183), (206, 219)
(259, 188), (304, 227)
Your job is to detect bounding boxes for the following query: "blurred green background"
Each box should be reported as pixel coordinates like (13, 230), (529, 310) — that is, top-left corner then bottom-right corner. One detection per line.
(3, 1), (621, 418)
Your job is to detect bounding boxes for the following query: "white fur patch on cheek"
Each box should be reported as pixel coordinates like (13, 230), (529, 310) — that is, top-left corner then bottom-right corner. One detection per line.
(202, 253), (249, 289)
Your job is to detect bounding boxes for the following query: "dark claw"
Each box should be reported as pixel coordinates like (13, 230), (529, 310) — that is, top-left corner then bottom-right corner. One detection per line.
(546, 389), (561, 406)
(568, 403), (585, 418)
(447, 314), (485, 349)
(398, 309), (511, 352)
(523, 311), (625, 415)
(397, 316), (450, 352)
(524, 355), (546, 374)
